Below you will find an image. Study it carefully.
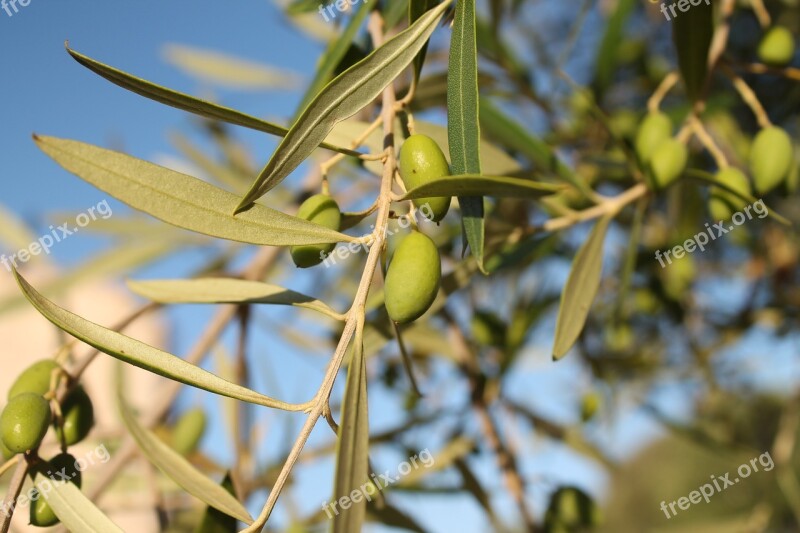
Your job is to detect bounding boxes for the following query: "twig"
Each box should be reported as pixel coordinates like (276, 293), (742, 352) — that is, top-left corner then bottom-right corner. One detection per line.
(240, 12), (401, 531)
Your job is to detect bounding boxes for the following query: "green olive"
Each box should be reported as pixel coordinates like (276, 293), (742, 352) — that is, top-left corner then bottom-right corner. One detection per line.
(290, 194), (342, 268)
(758, 26), (795, 67)
(171, 407), (207, 456)
(649, 139), (688, 189)
(750, 126), (794, 194)
(0, 393), (51, 454)
(0, 435), (14, 460)
(580, 392), (601, 422)
(384, 231), (441, 324)
(8, 360), (61, 400)
(398, 134), (452, 223)
(709, 167), (751, 222)
(544, 486), (601, 531)
(56, 386), (94, 446)
(30, 453), (82, 528)
(635, 112), (672, 165)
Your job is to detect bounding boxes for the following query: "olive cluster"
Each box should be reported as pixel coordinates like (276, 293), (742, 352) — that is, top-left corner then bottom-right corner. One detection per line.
(290, 134), (451, 325)
(0, 360), (95, 527)
(636, 113), (794, 223)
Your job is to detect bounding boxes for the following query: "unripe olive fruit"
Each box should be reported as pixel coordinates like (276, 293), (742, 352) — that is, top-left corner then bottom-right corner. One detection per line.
(750, 126), (794, 194)
(580, 392), (601, 422)
(0, 393), (51, 454)
(758, 26), (795, 67)
(0, 437), (13, 460)
(649, 138), (688, 189)
(544, 487), (601, 531)
(171, 407), (207, 456)
(30, 453), (82, 527)
(8, 360), (61, 400)
(709, 167), (751, 222)
(635, 112), (672, 165)
(398, 134), (451, 223)
(56, 386), (94, 446)
(290, 194), (342, 268)
(384, 232), (441, 324)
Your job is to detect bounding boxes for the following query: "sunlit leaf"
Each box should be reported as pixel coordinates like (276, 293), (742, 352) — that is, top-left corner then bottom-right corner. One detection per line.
(294, 0), (371, 116)
(164, 44), (302, 90)
(34, 135), (355, 246)
(14, 270), (305, 411)
(119, 396), (253, 524)
(31, 463), (125, 533)
(552, 215), (613, 360)
(66, 47), (357, 156)
(332, 327), (370, 533)
(399, 174), (562, 199)
(127, 278), (341, 319)
(236, 1), (451, 211)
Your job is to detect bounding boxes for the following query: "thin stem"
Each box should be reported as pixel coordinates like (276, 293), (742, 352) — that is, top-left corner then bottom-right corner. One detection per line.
(721, 64), (772, 128)
(647, 72), (680, 114)
(239, 12), (399, 531)
(0, 460), (29, 533)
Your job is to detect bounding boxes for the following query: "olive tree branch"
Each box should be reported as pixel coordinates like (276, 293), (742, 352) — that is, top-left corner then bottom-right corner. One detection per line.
(240, 11), (399, 532)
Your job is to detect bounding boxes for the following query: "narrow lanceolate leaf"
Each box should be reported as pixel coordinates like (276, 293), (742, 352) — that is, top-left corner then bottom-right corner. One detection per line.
(332, 328), (370, 533)
(552, 215), (613, 360)
(236, 1), (451, 211)
(127, 278), (341, 319)
(31, 465), (124, 533)
(447, 0), (484, 271)
(118, 395), (254, 525)
(672, 0), (714, 102)
(66, 47), (358, 156)
(410, 0), (435, 85)
(34, 136), (354, 246)
(400, 174), (562, 200)
(163, 44), (301, 90)
(294, 0), (372, 116)
(14, 270), (304, 411)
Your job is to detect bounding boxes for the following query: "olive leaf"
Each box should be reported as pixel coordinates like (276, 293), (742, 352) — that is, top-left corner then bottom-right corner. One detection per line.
(127, 278), (341, 319)
(332, 328), (370, 533)
(66, 46), (358, 156)
(34, 135), (355, 246)
(409, 0), (435, 85)
(194, 474), (239, 533)
(672, 0), (714, 102)
(235, 1), (451, 212)
(552, 214), (614, 360)
(13, 269), (304, 411)
(293, 0), (371, 116)
(447, 0), (485, 272)
(399, 174), (562, 199)
(31, 464), (125, 533)
(118, 395), (254, 524)
(163, 44), (301, 90)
